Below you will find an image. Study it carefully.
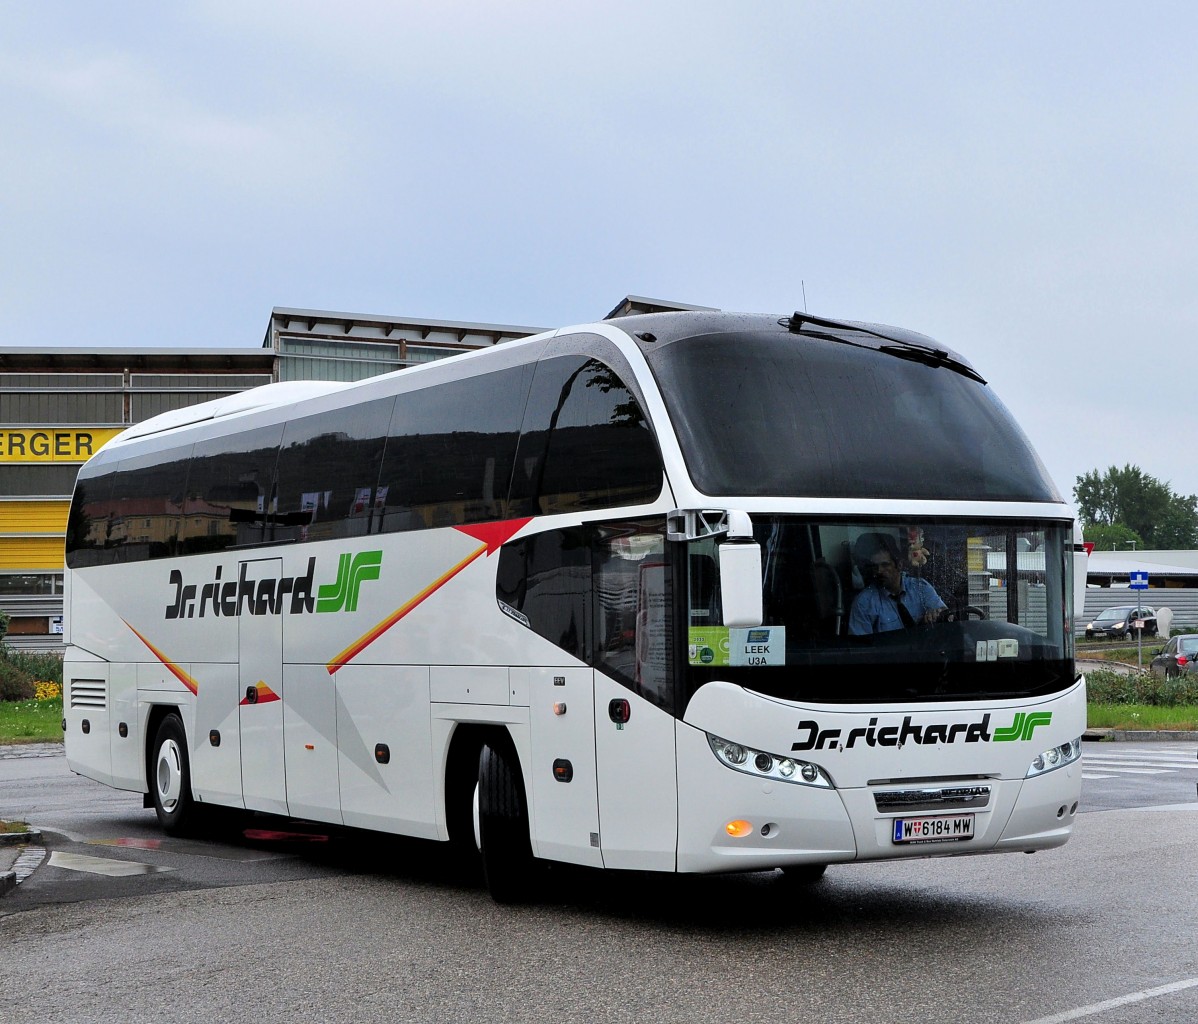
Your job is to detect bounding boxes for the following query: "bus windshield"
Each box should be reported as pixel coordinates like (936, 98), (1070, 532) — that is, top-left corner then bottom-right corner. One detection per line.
(644, 330), (1061, 502)
(685, 517), (1074, 705)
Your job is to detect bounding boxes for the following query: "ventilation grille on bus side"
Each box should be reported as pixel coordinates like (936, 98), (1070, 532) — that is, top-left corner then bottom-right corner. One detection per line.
(69, 679), (107, 709)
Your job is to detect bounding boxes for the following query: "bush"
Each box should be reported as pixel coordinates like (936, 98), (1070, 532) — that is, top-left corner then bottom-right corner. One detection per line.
(5, 649), (63, 685)
(1085, 667), (1198, 706)
(0, 613), (64, 701)
(0, 659), (35, 702)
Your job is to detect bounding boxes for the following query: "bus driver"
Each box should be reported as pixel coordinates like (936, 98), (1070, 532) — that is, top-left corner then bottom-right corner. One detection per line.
(848, 532), (946, 634)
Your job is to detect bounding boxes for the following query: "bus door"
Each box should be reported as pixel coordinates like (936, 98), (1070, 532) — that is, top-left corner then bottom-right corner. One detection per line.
(238, 557), (287, 816)
(592, 545), (678, 871)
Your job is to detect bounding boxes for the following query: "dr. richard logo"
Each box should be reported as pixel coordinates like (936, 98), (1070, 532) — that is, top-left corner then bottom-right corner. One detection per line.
(792, 711), (1052, 751)
(164, 551), (382, 619)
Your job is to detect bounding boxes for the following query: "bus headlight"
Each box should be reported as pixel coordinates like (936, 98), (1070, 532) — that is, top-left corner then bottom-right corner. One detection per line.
(707, 734), (833, 788)
(1026, 737), (1083, 778)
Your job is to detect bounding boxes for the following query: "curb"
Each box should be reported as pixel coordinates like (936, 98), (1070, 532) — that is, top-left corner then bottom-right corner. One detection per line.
(1084, 729), (1197, 742)
(0, 824), (44, 897)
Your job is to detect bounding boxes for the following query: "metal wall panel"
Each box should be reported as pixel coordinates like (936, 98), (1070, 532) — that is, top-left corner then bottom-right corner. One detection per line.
(0, 536), (66, 570)
(0, 500), (69, 533)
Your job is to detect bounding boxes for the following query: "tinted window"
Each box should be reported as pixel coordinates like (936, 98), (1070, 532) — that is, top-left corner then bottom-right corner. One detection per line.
(177, 425), (283, 554)
(645, 332), (1061, 502)
(377, 366), (530, 533)
(108, 449), (191, 561)
(65, 462), (116, 567)
(496, 526), (590, 662)
(510, 356), (662, 516)
(496, 518), (676, 712)
(274, 398), (393, 542)
(65, 450), (189, 566)
(593, 519), (674, 711)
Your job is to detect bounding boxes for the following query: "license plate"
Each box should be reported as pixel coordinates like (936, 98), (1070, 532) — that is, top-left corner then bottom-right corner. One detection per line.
(892, 813), (975, 844)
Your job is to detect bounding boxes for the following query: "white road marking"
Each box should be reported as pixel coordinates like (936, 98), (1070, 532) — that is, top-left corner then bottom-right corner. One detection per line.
(1084, 755), (1195, 765)
(48, 851), (173, 877)
(1083, 767), (1171, 774)
(1081, 751), (1195, 781)
(1021, 976), (1198, 1023)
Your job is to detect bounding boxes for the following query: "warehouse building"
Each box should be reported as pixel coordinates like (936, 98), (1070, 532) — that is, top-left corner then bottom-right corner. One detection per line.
(0, 306), (549, 649)
(0, 297), (731, 648)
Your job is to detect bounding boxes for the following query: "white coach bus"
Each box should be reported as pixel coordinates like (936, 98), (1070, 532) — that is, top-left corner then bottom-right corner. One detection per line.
(63, 310), (1086, 901)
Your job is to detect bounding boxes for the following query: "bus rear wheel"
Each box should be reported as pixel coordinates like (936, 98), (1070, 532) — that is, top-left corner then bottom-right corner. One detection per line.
(151, 713), (196, 836)
(477, 738), (538, 904)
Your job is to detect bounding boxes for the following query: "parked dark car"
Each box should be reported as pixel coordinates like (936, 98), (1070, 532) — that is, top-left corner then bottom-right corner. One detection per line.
(1150, 635), (1198, 678)
(1083, 605), (1158, 640)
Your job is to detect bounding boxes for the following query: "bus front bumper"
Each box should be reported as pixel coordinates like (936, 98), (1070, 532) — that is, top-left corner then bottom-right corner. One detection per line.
(675, 725), (1081, 873)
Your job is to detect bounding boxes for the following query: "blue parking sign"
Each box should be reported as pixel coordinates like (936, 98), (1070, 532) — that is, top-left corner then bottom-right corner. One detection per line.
(1129, 571), (1149, 590)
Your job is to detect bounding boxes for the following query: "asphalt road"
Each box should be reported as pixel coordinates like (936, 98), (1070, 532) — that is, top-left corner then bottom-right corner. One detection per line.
(2, 741), (1196, 1024)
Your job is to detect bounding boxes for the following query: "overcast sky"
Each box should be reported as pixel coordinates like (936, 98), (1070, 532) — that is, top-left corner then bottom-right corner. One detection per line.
(4, 2), (1196, 503)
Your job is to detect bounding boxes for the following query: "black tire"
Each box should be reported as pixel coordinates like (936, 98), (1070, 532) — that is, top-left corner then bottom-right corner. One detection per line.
(477, 737), (537, 904)
(150, 713), (196, 836)
(444, 735), (485, 870)
(781, 863), (828, 884)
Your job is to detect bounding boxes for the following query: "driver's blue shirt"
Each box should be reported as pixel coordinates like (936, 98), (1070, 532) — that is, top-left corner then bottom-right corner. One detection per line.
(848, 574), (946, 634)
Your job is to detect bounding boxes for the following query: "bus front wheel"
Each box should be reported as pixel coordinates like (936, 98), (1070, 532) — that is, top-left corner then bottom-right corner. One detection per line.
(151, 713), (196, 836)
(477, 738), (537, 904)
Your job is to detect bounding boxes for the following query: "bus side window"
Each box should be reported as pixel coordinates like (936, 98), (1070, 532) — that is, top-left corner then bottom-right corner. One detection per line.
(592, 520), (674, 713)
(177, 425), (283, 554)
(65, 462), (117, 567)
(510, 354), (663, 517)
(377, 366), (528, 534)
(274, 398), (392, 541)
(108, 448), (192, 562)
(495, 526), (590, 663)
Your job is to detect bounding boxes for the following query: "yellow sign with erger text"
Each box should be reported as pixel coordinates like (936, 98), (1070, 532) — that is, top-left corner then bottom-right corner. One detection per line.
(0, 428), (124, 463)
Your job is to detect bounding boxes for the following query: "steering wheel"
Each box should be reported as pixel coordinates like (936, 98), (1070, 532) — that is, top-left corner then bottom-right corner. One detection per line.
(941, 605), (987, 622)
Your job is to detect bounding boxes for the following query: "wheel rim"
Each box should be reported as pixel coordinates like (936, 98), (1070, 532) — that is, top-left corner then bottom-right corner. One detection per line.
(472, 781), (482, 851)
(156, 738), (183, 812)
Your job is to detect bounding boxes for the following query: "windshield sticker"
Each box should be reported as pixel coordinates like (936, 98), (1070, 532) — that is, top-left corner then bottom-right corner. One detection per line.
(688, 626), (786, 667)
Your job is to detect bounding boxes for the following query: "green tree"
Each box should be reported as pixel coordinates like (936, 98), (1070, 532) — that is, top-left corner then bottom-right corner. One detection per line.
(1081, 523), (1144, 551)
(1073, 465), (1198, 549)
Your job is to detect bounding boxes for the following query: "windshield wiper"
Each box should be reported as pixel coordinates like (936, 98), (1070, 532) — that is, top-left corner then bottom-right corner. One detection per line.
(786, 311), (986, 384)
(877, 344), (986, 383)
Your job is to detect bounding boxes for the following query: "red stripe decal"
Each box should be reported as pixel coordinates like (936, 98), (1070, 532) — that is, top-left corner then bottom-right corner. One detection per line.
(326, 517), (532, 674)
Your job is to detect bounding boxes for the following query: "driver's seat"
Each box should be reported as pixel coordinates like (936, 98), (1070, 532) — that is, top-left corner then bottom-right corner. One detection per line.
(809, 559), (843, 636)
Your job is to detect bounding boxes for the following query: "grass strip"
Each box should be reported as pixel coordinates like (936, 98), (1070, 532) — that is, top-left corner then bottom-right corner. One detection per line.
(0, 696), (63, 744)
(1086, 704), (1198, 731)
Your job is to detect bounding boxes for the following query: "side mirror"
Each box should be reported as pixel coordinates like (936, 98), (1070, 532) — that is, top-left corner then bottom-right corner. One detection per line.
(719, 539), (763, 628)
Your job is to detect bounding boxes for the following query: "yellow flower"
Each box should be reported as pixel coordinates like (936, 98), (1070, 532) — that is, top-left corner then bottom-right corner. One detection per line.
(34, 681), (62, 701)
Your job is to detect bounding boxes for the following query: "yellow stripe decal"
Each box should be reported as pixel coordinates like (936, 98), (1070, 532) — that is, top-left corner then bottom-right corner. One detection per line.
(125, 621), (199, 695)
(326, 543), (487, 674)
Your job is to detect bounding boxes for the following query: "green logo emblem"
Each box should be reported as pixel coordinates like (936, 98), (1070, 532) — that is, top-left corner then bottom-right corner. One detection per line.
(316, 551), (383, 613)
(993, 711), (1052, 742)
